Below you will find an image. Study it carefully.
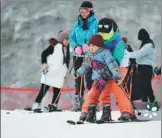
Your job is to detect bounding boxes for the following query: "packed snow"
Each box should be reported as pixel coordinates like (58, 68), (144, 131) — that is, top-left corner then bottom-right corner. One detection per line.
(1, 110), (161, 138)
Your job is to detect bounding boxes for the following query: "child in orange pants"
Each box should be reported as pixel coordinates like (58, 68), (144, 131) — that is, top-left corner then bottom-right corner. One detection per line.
(81, 67), (129, 112)
(74, 34), (135, 123)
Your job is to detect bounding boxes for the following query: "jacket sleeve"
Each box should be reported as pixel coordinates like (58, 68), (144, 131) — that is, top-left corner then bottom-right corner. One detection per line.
(69, 23), (78, 49)
(113, 41), (125, 64)
(41, 46), (54, 64)
(104, 50), (122, 79)
(76, 54), (91, 76)
(128, 43), (153, 59)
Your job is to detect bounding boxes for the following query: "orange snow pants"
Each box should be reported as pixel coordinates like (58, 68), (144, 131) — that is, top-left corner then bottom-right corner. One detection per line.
(82, 68), (133, 115)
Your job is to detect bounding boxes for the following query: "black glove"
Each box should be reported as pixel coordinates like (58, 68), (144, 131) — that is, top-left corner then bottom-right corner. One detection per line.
(43, 68), (48, 74)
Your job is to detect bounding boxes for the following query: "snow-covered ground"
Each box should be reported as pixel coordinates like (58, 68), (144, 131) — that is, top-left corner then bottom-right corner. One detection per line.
(1, 110), (161, 138)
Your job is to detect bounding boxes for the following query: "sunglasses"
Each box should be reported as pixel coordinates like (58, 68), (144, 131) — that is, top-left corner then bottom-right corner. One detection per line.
(98, 24), (110, 29)
(79, 7), (90, 14)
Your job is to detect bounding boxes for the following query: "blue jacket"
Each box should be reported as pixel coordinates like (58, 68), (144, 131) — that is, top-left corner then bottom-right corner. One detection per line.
(76, 48), (122, 80)
(69, 13), (98, 56)
(103, 30), (125, 65)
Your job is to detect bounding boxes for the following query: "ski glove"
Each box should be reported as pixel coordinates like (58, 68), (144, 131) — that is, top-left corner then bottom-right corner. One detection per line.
(43, 68), (48, 74)
(82, 44), (89, 53)
(74, 46), (83, 56)
(114, 76), (121, 83)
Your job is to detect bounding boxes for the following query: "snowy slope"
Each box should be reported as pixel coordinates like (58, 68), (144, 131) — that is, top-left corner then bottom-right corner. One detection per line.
(1, 110), (161, 138)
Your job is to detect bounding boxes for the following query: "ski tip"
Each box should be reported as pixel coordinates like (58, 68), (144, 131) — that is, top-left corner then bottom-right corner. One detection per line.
(6, 112), (10, 114)
(66, 120), (76, 125)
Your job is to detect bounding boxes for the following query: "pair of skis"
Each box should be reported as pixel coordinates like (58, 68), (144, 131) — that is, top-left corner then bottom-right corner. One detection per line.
(66, 118), (151, 125)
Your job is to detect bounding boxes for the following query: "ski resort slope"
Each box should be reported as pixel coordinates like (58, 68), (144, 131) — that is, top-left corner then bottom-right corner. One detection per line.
(1, 110), (161, 138)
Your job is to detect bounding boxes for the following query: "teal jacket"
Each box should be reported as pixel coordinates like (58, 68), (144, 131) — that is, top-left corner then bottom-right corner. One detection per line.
(103, 30), (125, 65)
(69, 13), (98, 56)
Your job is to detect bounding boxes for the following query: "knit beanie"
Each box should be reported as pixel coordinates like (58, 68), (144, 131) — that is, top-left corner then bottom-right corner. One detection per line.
(80, 1), (93, 8)
(57, 31), (69, 42)
(89, 34), (104, 47)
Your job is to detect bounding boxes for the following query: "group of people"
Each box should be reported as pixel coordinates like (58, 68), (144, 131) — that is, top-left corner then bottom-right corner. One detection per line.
(26, 1), (160, 122)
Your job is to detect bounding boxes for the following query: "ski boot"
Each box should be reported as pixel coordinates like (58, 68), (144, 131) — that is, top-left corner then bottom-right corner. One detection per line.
(47, 104), (62, 112)
(79, 112), (88, 122)
(118, 112), (137, 122)
(86, 104), (97, 123)
(24, 107), (32, 111)
(24, 102), (40, 111)
(147, 101), (160, 111)
(100, 104), (112, 122)
(31, 102), (42, 113)
(71, 95), (81, 112)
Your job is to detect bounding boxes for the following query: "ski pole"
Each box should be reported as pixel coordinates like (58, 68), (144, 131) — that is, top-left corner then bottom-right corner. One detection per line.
(120, 85), (142, 116)
(150, 86), (161, 110)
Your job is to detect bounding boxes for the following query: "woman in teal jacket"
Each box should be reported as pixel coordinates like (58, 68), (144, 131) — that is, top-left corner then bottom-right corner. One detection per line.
(69, 1), (98, 111)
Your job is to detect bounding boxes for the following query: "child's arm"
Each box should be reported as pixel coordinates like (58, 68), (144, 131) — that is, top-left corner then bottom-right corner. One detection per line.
(104, 50), (122, 80)
(75, 54), (92, 77)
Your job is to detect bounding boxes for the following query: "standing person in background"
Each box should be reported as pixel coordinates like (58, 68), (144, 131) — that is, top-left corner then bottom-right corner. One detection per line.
(26, 33), (70, 112)
(128, 28), (159, 110)
(69, 1), (98, 111)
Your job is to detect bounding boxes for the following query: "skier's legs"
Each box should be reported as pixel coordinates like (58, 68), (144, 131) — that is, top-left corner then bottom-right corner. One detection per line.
(82, 81), (100, 112)
(138, 65), (155, 103)
(82, 81), (111, 112)
(51, 87), (61, 104)
(73, 56), (84, 97)
(81, 93), (90, 113)
(109, 80), (134, 114)
(35, 84), (50, 103)
(100, 82), (111, 104)
(85, 81), (100, 104)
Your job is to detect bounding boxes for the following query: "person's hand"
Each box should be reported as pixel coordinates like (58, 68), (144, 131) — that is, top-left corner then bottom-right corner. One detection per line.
(43, 64), (49, 69)
(82, 44), (89, 53)
(42, 64), (49, 74)
(114, 76), (122, 84)
(74, 46), (83, 56)
(73, 72), (80, 79)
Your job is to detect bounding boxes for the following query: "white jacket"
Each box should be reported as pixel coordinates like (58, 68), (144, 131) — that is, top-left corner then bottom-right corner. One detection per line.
(120, 49), (130, 67)
(128, 43), (156, 67)
(40, 43), (67, 88)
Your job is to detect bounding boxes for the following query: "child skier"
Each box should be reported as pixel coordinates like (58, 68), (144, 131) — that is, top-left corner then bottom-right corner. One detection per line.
(74, 34), (134, 123)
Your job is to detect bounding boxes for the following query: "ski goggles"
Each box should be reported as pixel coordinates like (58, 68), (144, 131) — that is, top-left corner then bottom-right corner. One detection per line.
(79, 7), (91, 14)
(98, 24), (110, 29)
(98, 24), (113, 33)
